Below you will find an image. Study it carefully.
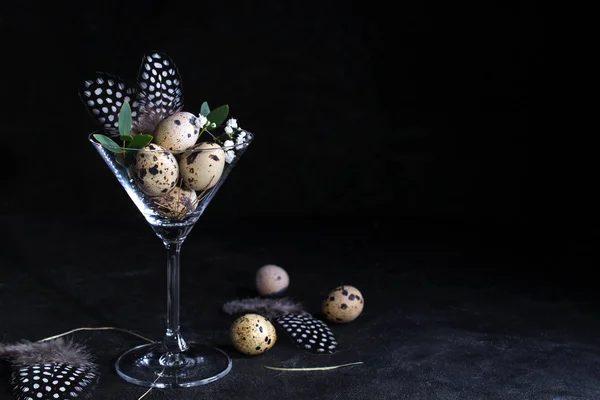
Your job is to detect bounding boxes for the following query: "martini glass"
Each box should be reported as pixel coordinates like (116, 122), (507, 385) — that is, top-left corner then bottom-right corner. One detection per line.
(89, 132), (253, 388)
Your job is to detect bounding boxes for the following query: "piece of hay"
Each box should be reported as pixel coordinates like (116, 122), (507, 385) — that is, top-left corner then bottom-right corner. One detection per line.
(264, 362), (364, 371)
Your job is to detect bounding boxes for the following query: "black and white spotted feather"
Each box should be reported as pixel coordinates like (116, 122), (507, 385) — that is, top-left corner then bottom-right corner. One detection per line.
(12, 363), (98, 400)
(134, 52), (184, 135)
(0, 339), (99, 400)
(80, 73), (139, 135)
(80, 51), (184, 136)
(275, 313), (339, 354)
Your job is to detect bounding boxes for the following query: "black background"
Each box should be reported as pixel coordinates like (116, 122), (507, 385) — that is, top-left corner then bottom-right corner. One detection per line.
(0, 3), (590, 288)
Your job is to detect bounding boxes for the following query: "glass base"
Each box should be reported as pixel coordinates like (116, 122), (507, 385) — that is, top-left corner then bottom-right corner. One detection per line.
(115, 342), (232, 388)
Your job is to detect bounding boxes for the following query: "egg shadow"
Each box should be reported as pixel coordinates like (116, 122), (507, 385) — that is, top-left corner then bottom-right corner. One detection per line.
(216, 344), (254, 360)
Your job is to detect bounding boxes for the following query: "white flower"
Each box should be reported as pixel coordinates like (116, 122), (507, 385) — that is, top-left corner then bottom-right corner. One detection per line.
(224, 140), (234, 148)
(225, 149), (236, 164)
(226, 118), (238, 129)
(224, 126), (234, 135)
(197, 114), (208, 128)
(235, 131), (248, 149)
(211, 122), (217, 128)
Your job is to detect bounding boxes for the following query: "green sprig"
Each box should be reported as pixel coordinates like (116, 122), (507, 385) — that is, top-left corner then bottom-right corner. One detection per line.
(196, 103), (231, 144)
(93, 134), (122, 153)
(206, 104), (229, 128)
(94, 101), (154, 156)
(128, 134), (153, 149)
(200, 101), (210, 117)
(118, 101), (133, 137)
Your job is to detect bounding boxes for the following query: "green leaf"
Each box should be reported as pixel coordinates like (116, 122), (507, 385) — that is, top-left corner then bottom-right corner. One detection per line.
(120, 134), (133, 143)
(93, 134), (123, 153)
(206, 104), (229, 128)
(200, 101), (210, 117)
(118, 101), (132, 136)
(127, 134), (153, 149)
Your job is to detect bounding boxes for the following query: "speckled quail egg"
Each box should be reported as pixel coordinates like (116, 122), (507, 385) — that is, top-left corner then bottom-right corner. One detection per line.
(151, 186), (198, 219)
(322, 285), (364, 323)
(230, 313), (277, 355)
(153, 111), (201, 151)
(134, 143), (179, 196)
(256, 264), (289, 296)
(179, 142), (225, 191)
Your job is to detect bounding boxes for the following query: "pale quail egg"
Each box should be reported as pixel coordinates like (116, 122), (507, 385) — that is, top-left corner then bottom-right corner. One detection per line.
(179, 142), (225, 191)
(256, 264), (289, 296)
(322, 285), (364, 323)
(151, 186), (198, 219)
(153, 111), (201, 151)
(134, 143), (179, 196)
(230, 313), (277, 355)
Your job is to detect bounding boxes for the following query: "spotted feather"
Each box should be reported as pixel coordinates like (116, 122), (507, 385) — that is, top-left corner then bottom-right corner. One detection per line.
(135, 52), (184, 135)
(79, 72), (139, 136)
(12, 363), (99, 400)
(275, 313), (338, 354)
(79, 52), (184, 137)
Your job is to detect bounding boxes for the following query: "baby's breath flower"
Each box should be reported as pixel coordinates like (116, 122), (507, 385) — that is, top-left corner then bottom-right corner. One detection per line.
(235, 130), (248, 149)
(225, 149), (236, 164)
(226, 118), (238, 129)
(211, 122), (217, 128)
(197, 114), (208, 128)
(225, 126), (234, 135)
(224, 140), (234, 148)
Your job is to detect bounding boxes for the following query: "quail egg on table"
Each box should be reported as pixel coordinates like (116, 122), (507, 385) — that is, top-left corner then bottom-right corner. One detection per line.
(151, 186), (198, 219)
(230, 313), (277, 355)
(256, 264), (289, 296)
(179, 142), (225, 191)
(322, 285), (364, 323)
(153, 111), (201, 151)
(134, 143), (179, 196)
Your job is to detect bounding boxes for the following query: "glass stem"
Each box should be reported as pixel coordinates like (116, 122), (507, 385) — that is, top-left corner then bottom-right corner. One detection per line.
(162, 240), (189, 357)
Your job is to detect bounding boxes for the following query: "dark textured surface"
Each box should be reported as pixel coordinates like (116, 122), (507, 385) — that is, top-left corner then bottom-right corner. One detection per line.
(0, 215), (598, 399)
